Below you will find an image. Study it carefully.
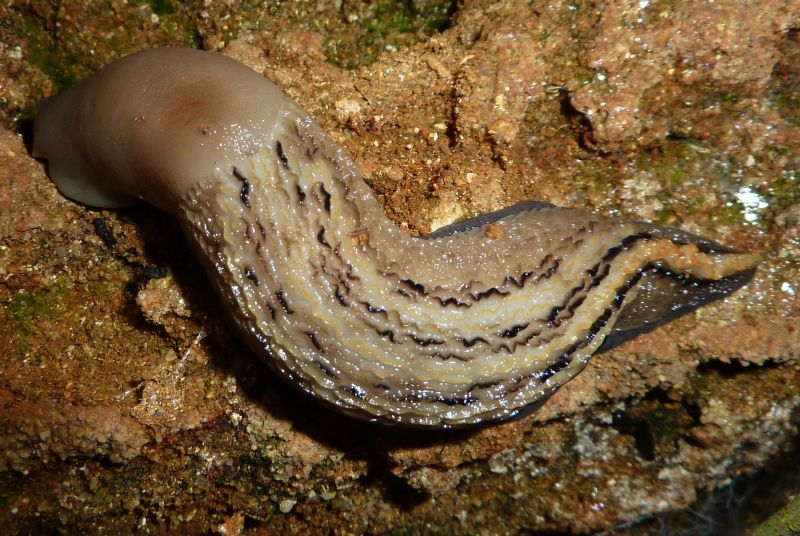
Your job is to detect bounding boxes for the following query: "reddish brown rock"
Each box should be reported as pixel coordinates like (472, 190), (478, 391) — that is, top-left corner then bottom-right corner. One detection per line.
(0, 0), (798, 534)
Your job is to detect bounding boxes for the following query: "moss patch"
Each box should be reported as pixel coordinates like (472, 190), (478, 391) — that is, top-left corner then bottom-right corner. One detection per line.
(1, 280), (71, 352)
(338, 0), (454, 68)
(22, 15), (85, 93)
(2, 280), (70, 337)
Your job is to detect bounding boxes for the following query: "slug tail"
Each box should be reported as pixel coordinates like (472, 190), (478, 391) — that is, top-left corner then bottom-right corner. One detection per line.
(600, 245), (759, 352)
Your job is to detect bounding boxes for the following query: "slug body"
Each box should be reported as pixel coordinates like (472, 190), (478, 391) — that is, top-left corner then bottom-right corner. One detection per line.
(33, 48), (759, 427)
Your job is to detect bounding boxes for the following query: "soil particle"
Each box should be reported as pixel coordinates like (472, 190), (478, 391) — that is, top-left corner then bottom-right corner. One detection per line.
(136, 273), (192, 326)
(0, 394), (149, 471)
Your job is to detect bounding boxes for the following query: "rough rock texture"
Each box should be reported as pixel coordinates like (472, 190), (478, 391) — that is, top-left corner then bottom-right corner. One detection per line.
(0, 0), (798, 534)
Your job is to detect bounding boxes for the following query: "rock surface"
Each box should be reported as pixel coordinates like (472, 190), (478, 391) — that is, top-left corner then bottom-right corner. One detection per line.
(0, 0), (798, 534)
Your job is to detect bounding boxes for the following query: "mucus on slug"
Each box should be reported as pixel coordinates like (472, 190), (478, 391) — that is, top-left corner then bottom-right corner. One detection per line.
(32, 48), (760, 428)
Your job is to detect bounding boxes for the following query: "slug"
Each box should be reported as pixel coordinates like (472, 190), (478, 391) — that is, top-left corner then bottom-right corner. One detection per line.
(32, 48), (760, 428)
